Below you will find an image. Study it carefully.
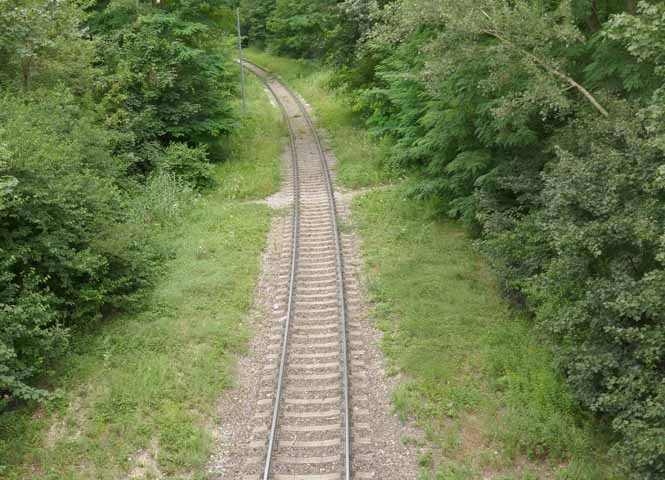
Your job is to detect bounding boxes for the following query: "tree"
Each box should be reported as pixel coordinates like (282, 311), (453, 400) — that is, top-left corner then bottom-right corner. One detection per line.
(92, 0), (237, 175)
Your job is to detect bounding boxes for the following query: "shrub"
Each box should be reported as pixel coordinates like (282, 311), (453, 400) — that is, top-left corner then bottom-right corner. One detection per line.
(158, 143), (213, 190)
(0, 273), (66, 406)
(0, 89), (158, 403)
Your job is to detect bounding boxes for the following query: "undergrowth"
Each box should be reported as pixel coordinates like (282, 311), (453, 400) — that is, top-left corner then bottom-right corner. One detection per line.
(0, 73), (283, 479)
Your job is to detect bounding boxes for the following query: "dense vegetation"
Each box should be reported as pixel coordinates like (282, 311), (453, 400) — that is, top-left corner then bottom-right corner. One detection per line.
(0, 71), (281, 478)
(1, 0), (238, 409)
(240, 0), (665, 477)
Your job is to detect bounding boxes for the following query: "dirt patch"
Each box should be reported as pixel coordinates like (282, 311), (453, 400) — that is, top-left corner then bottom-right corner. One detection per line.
(127, 439), (162, 479)
(336, 183), (397, 205)
(44, 396), (84, 448)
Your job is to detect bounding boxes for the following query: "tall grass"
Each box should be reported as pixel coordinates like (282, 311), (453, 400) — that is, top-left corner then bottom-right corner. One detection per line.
(130, 170), (198, 225)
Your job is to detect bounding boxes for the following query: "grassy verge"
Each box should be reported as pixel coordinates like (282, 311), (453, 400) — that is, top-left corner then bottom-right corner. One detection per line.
(218, 72), (285, 200)
(0, 72), (283, 479)
(353, 188), (619, 480)
(245, 48), (398, 189)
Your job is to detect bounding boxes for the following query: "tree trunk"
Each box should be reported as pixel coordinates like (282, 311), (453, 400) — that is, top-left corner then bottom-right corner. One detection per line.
(478, 8), (609, 117)
(21, 58), (32, 89)
(587, 0), (601, 32)
(480, 29), (609, 117)
(627, 0), (635, 15)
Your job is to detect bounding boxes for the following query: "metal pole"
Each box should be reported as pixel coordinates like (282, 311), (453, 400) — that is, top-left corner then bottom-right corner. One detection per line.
(236, 7), (247, 115)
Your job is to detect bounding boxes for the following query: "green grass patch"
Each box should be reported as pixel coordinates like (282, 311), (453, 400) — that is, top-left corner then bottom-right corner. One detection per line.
(245, 48), (399, 189)
(216, 72), (285, 200)
(353, 186), (620, 480)
(0, 73), (283, 479)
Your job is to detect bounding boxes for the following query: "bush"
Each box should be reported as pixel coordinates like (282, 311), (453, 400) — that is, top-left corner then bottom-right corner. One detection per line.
(533, 106), (665, 477)
(0, 90), (158, 403)
(0, 265), (67, 406)
(157, 143), (213, 189)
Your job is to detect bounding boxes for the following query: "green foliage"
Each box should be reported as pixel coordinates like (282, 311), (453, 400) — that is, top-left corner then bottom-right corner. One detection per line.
(0, 278), (66, 406)
(0, 0), (239, 409)
(534, 106), (665, 476)
(0, 0), (97, 89)
(93, 0), (237, 169)
(266, 0), (337, 58)
(242, 0), (376, 64)
(0, 90), (160, 403)
(158, 143), (213, 189)
(240, 0), (277, 47)
(483, 6), (665, 476)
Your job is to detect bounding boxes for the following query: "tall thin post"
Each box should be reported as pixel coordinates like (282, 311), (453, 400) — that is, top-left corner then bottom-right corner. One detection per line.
(236, 7), (247, 115)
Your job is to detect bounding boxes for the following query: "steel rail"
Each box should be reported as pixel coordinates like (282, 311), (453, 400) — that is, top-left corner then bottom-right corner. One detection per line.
(282, 75), (352, 480)
(243, 61), (351, 480)
(241, 63), (301, 480)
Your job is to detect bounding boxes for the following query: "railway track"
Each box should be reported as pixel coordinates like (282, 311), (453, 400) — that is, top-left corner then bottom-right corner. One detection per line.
(239, 62), (371, 480)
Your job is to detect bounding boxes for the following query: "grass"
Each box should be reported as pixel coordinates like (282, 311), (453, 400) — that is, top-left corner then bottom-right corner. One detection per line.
(353, 187), (620, 479)
(217, 72), (285, 200)
(0, 72), (284, 479)
(244, 48), (399, 189)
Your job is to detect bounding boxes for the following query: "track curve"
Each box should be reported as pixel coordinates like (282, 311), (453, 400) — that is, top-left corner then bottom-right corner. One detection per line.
(242, 61), (351, 480)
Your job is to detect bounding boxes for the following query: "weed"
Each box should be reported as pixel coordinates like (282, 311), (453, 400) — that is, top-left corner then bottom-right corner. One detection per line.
(419, 451), (434, 468)
(130, 169), (198, 225)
